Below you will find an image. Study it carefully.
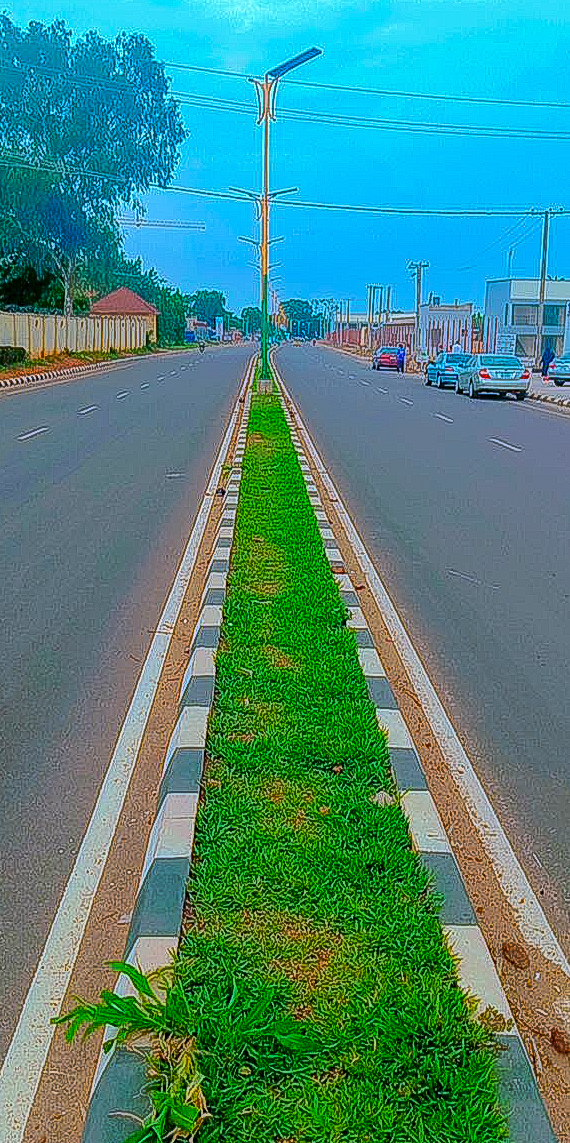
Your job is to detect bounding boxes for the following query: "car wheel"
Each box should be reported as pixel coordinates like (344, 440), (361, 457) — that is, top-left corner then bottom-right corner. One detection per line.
(554, 379), (564, 386)
(468, 379), (477, 399)
(455, 378), (462, 394)
(516, 392), (526, 401)
(425, 373), (432, 386)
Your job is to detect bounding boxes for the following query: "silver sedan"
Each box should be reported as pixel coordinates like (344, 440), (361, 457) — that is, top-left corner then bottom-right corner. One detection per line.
(457, 354), (530, 400)
(547, 354), (570, 386)
(425, 351), (473, 389)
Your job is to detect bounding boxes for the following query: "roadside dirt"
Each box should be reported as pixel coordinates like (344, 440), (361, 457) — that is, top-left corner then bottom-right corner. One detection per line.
(281, 386), (570, 1143)
(22, 384), (248, 1143)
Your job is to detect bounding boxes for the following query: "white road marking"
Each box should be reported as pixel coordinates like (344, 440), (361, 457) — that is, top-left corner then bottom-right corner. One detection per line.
(169, 370), (177, 375)
(399, 396), (414, 406)
(0, 355), (256, 1142)
(116, 390), (129, 400)
(17, 426), (50, 441)
(140, 383), (150, 390)
(358, 379), (371, 387)
(434, 412), (454, 424)
(166, 472), (186, 479)
(77, 405), (98, 416)
(489, 437), (522, 452)
(274, 364), (570, 980)
(375, 386), (388, 394)
(157, 376), (165, 381)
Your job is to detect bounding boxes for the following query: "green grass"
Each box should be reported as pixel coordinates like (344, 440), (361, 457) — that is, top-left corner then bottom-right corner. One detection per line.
(172, 387), (507, 1140)
(56, 379), (507, 1140)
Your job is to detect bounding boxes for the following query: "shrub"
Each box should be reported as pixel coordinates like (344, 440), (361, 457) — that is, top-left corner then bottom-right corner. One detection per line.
(0, 346), (27, 366)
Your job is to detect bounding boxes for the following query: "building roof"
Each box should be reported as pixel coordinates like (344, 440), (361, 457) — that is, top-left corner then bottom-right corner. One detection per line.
(90, 287), (158, 316)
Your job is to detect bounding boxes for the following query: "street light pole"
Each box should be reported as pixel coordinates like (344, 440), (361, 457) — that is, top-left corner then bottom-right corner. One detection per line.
(251, 48), (322, 381)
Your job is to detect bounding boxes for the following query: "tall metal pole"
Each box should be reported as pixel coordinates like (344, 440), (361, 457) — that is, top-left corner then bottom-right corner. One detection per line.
(537, 209), (550, 366)
(260, 78), (272, 380)
(408, 261), (429, 355)
(367, 285), (373, 350)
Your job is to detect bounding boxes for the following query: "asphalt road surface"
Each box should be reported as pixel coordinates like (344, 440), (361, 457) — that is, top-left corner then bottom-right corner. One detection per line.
(278, 342), (570, 947)
(0, 345), (250, 1060)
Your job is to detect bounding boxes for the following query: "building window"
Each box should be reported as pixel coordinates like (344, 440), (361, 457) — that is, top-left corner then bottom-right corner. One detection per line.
(512, 304), (538, 325)
(543, 305), (564, 327)
(515, 334), (536, 357)
(504, 303), (509, 325)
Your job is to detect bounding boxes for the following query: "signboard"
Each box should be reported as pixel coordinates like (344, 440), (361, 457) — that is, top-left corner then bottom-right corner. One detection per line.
(215, 316), (224, 341)
(496, 330), (516, 354)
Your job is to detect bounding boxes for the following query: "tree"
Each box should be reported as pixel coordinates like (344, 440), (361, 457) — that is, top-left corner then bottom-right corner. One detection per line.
(281, 299), (322, 339)
(187, 290), (226, 326)
(0, 18), (186, 313)
(89, 249), (188, 345)
(241, 306), (262, 335)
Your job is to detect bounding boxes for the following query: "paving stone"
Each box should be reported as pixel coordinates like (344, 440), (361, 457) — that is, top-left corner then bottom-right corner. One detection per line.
(495, 1034), (558, 1143)
(422, 852), (476, 924)
(125, 856), (189, 956)
(389, 746), (427, 790)
(365, 676), (397, 708)
(158, 747), (205, 806)
(402, 790), (451, 852)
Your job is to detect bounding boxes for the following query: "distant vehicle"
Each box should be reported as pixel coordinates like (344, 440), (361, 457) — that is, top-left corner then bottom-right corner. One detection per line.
(372, 346), (398, 370)
(425, 351), (473, 389)
(547, 353), (570, 386)
(457, 353), (530, 399)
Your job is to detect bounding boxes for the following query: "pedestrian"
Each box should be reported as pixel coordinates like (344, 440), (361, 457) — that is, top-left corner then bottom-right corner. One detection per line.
(396, 344), (405, 374)
(452, 342), (462, 354)
(541, 344), (555, 378)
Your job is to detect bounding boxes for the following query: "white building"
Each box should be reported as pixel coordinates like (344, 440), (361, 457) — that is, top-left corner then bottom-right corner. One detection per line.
(484, 278), (570, 360)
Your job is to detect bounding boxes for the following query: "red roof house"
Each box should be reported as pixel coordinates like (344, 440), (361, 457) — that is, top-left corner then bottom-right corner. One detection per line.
(90, 287), (158, 340)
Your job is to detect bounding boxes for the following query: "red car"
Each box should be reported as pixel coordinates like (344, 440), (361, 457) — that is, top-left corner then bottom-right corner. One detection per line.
(372, 346), (398, 370)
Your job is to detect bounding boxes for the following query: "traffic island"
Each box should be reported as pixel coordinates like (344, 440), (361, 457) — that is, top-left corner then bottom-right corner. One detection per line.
(57, 364), (555, 1141)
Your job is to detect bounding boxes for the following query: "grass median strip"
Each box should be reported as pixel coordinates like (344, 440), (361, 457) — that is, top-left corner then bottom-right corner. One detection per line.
(58, 382), (506, 1141)
(173, 388), (506, 1140)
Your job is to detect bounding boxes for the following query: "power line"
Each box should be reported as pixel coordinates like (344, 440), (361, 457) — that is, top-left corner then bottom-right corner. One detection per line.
(164, 59), (570, 112)
(2, 153), (568, 218)
(173, 91), (570, 142)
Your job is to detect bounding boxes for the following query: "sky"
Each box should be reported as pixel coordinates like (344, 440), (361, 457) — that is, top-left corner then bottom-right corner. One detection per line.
(9, 0), (570, 314)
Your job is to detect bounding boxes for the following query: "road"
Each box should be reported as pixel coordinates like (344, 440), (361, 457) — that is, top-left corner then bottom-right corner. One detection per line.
(277, 343), (570, 945)
(0, 345), (249, 1060)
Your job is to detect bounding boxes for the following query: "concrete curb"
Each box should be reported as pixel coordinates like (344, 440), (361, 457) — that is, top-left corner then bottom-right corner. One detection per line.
(0, 348), (209, 392)
(81, 392), (251, 1142)
(279, 389), (556, 1143)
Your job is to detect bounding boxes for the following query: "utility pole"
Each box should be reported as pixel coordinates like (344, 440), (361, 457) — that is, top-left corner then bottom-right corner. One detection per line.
(377, 286), (384, 328)
(408, 261), (429, 356)
(385, 285), (392, 327)
(537, 209), (550, 367)
(366, 285), (373, 350)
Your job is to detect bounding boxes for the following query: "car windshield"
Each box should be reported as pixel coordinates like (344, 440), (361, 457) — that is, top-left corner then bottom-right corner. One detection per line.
(480, 355), (521, 367)
(446, 354), (471, 365)
(377, 347), (396, 354)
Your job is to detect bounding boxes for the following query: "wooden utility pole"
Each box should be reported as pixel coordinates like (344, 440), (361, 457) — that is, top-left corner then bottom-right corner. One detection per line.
(407, 261), (429, 355)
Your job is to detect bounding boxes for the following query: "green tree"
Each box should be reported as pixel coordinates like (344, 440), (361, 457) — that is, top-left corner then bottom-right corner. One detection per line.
(0, 17), (186, 313)
(281, 299), (321, 339)
(187, 289), (226, 326)
(241, 306), (262, 335)
(90, 249), (188, 345)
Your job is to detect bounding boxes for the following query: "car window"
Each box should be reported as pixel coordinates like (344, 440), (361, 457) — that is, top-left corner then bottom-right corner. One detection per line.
(446, 354), (471, 365)
(435, 353), (444, 364)
(480, 355), (522, 366)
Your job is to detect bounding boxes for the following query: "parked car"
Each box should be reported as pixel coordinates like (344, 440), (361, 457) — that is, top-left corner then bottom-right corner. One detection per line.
(425, 351), (473, 389)
(457, 353), (530, 399)
(547, 354), (570, 386)
(372, 346), (398, 370)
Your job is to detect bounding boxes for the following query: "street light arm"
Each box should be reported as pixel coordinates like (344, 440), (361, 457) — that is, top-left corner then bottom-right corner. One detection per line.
(267, 47), (322, 79)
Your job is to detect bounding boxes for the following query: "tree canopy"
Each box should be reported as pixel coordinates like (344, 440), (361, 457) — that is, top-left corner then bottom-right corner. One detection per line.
(188, 289), (227, 325)
(0, 17), (186, 312)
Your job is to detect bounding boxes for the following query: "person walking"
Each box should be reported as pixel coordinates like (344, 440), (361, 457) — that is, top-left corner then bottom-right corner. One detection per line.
(541, 344), (555, 378)
(396, 344), (406, 374)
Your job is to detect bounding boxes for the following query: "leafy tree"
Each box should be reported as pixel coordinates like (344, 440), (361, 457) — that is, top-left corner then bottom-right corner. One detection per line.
(0, 17), (186, 313)
(187, 289), (226, 326)
(90, 250), (188, 345)
(241, 306), (262, 335)
(281, 299), (322, 338)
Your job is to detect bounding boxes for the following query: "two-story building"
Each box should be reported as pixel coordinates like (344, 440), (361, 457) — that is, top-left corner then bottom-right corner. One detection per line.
(484, 278), (570, 361)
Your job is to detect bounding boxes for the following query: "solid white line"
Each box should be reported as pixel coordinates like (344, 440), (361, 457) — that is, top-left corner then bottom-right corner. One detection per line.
(399, 396), (414, 406)
(489, 437), (522, 452)
(77, 405), (98, 416)
(17, 426), (49, 440)
(434, 412), (454, 424)
(274, 363), (570, 979)
(0, 356), (255, 1142)
(116, 390), (129, 400)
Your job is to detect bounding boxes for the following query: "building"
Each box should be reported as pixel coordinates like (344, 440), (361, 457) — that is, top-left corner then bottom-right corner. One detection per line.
(484, 278), (570, 360)
(90, 287), (158, 342)
(420, 301), (472, 356)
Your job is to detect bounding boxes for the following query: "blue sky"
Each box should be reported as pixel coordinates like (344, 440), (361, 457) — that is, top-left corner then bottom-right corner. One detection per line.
(10, 0), (570, 314)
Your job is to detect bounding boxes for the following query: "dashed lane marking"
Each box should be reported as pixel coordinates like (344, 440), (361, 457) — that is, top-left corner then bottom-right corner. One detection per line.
(489, 437), (522, 452)
(434, 412), (454, 423)
(116, 390), (130, 400)
(77, 406), (98, 416)
(399, 396), (414, 406)
(140, 383), (150, 390)
(17, 426), (50, 441)
(375, 385), (388, 394)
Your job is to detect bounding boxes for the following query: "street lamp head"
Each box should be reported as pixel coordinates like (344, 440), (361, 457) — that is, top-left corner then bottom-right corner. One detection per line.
(267, 47), (322, 80)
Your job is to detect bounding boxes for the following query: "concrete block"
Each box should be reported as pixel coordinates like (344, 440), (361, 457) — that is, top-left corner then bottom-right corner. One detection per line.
(125, 856), (189, 957)
(389, 746), (427, 791)
(376, 707), (413, 749)
(358, 647), (386, 676)
(422, 852), (476, 924)
(402, 790), (451, 853)
(444, 924), (513, 1022)
(158, 747), (205, 806)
